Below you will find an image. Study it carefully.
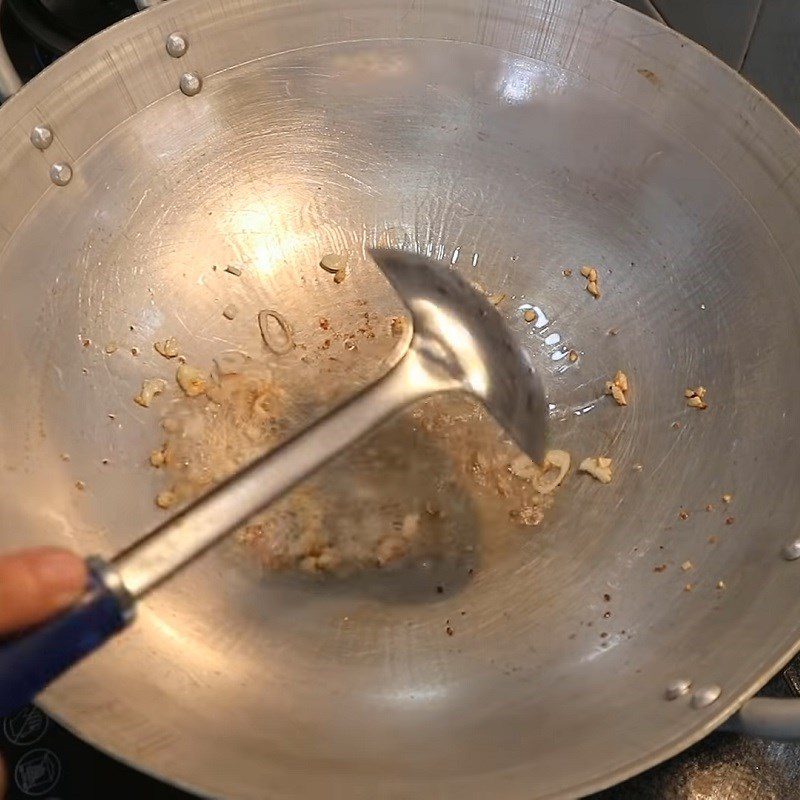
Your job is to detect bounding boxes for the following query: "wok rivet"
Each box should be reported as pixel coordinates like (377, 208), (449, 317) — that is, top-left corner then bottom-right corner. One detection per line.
(782, 540), (800, 560)
(30, 124), (53, 150)
(49, 162), (72, 186)
(664, 679), (691, 700)
(165, 32), (188, 58)
(179, 71), (202, 96)
(691, 685), (721, 709)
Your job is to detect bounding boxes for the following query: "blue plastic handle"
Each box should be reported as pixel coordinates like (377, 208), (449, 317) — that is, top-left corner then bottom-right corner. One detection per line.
(0, 566), (127, 717)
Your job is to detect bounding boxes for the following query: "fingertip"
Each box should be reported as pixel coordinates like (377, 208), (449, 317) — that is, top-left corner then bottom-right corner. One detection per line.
(28, 547), (88, 595)
(0, 547), (87, 635)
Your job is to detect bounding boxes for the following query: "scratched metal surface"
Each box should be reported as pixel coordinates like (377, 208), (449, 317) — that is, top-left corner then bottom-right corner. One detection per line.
(1, 0), (800, 798)
(618, 0), (800, 128)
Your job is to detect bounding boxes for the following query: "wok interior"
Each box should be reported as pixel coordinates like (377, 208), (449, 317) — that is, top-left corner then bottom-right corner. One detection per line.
(1, 9), (800, 799)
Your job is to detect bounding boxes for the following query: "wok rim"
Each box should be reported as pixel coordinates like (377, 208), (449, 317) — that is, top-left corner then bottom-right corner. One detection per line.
(3, 0), (800, 796)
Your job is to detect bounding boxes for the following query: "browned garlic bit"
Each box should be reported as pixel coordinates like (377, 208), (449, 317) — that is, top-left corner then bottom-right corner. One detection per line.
(488, 292), (506, 306)
(722, 493), (733, 504)
(511, 505), (543, 526)
(523, 309), (538, 323)
(605, 370), (629, 406)
(376, 536), (408, 567)
(134, 378), (168, 408)
(222, 304), (238, 320)
(319, 253), (345, 274)
(176, 364), (207, 397)
(156, 490), (177, 509)
(104, 342), (118, 355)
(470, 280), (487, 295)
(390, 316), (407, 336)
(333, 269), (347, 284)
(579, 456), (613, 484)
(535, 450), (571, 494)
(508, 450), (570, 494)
(580, 266), (600, 299)
(154, 337), (180, 359)
(225, 264), (243, 276)
(562, 268), (573, 277)
(509, 453), (539, 480)
(685, 386), (707, 410)
(258, 309), (294, 355)
(150, 447), (167, 468)
(681, 560), (693, 572)
(568, 350), (579, 363)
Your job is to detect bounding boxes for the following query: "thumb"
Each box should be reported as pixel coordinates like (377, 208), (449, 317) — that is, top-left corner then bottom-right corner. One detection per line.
(0, 548), (87, 636)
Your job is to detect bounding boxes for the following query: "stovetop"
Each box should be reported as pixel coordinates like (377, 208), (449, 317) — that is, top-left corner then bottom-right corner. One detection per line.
(2, 0), (800, 797)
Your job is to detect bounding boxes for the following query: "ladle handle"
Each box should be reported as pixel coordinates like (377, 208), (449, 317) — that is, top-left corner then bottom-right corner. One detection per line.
(112, 345), (443, 599)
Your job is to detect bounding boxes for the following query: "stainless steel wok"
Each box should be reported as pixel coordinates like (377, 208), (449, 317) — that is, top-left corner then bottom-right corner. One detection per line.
(1, 0), (800, 797)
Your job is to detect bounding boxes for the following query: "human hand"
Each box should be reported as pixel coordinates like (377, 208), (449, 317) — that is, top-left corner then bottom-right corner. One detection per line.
(0, 548), (87, 636)
(0, 548), (87, 796)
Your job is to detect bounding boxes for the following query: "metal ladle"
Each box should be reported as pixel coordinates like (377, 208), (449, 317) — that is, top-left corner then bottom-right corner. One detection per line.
(0, 248), (547, 715)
